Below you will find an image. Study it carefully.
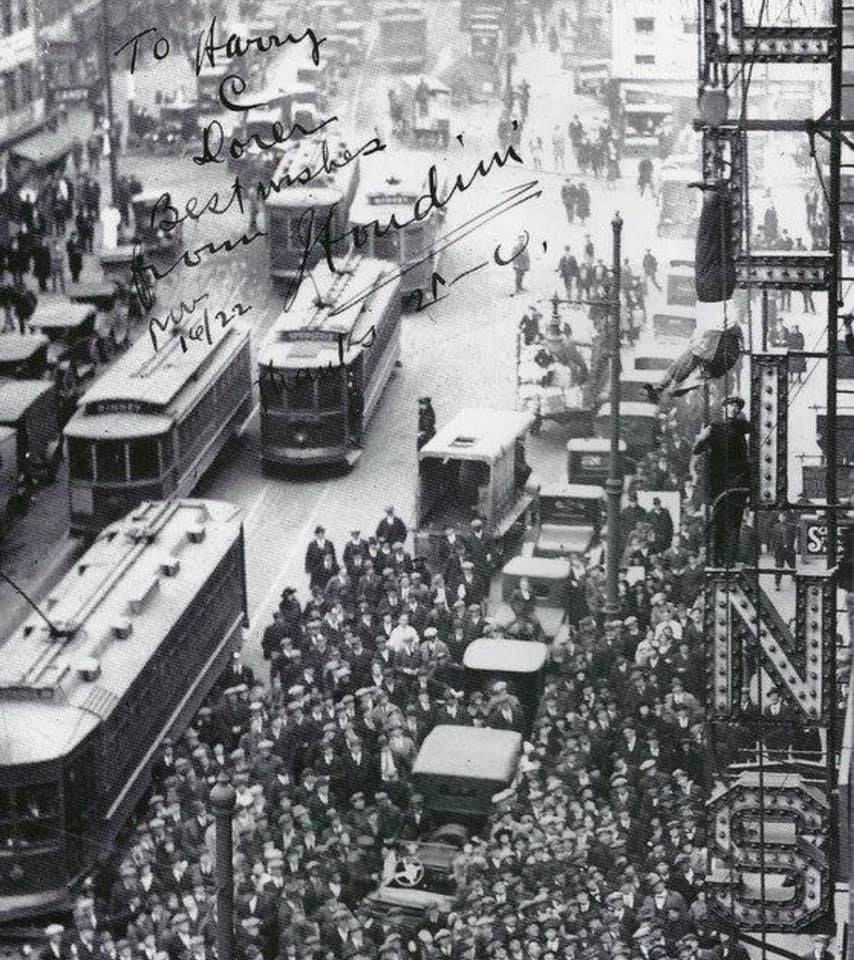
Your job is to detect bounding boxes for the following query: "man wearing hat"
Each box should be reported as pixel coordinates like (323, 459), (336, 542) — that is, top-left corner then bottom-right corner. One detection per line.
(41, 926), (66, 960)
(305, 525), (337, 590)
(376, 506), (407, 547)
(693, 396), (750, 566)
(800, 935), (834, 960)
(417, 398), (436, 449)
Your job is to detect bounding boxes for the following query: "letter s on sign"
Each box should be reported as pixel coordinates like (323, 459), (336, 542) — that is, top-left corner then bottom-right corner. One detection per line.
(705, 771), (829, 930)
(806, 524), (826, 554)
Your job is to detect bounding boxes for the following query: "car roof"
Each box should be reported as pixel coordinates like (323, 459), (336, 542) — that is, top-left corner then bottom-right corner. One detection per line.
(413, 725), (522, 783)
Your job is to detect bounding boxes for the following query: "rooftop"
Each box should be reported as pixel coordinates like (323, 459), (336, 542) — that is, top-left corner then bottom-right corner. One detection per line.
(420, 408), (534, 461)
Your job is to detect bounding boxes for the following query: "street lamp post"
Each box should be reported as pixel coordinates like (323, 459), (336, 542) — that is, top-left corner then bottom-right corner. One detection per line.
(99, 0), (119, 206)
(604, 213), (624, 617)
(210, 773), (236, 960)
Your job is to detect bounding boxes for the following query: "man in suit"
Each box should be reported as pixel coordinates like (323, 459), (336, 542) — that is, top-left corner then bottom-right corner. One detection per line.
(338, 732), (378, 801)
(343, 529), (368, 577)
(376, 506), (407, 546)
(305, 525), (337, 590)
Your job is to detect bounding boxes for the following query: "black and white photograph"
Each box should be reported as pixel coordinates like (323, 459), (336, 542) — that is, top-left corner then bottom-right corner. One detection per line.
(0, 1), (850, 960)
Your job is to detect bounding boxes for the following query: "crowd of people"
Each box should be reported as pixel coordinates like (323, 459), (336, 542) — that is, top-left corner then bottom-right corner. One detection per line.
(31, 329), (776, 960)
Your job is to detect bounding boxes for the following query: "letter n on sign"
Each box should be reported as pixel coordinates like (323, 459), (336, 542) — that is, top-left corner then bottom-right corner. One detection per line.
(704, 570), (833, 722)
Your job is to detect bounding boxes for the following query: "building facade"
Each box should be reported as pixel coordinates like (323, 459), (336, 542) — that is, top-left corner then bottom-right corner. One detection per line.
(0, 0), (44, 149)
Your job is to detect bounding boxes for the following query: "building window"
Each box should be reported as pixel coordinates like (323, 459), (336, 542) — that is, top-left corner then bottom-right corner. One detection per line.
(634, 17), (655, 32)
(0, 0), (12, 35)
(635, 54), (656, 64)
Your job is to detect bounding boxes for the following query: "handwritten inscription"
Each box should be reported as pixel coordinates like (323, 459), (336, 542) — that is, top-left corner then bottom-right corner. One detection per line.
(148, 292), (253, 352)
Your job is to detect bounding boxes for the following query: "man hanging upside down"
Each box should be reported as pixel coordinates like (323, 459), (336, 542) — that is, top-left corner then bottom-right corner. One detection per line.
(644, 324), (743, 404)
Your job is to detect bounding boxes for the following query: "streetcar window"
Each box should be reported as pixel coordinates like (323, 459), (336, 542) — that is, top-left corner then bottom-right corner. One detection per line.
(129, 437), (160, 480)
(374, 230), (401, 261)
(68, 436), (94, 480)
(317, 368), (343, 410)
(95, 440), (128, 482)
(286, 372), (315, 410)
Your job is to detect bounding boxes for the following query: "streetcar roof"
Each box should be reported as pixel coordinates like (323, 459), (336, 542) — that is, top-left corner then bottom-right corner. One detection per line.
(29, 300), (96, 330)
(463, 638), (548, 674)
(349, 154), (433, 223)
(0, 499), (243, 765)
(263, 137), (361, 207)
(0, 379), (55, 422)
(259, 256), (399, 368)
(0, 332), (48, 361)
(420, 408), (534, 461)
(413, 725), (522, 783)
(64, 412), (174, 440)
(75, 322), (250, 415)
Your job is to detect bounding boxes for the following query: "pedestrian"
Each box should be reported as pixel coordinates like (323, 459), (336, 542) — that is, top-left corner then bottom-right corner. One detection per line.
(643, 249), (660, 291)
(787, 323), (806, 382)
(560, 179), (576, 223)
(52, 184), (68, 237)
(692, 396), (751, 567)
(510, 234), (530, 295)
(557, 246), (579, 299)
(66, 232), (84, 284)
(417, 397), (436, 450)
(768, 511), (797, 589)
(76, 207), (95, 254)
(530, 137), (544, 171)
(87, 133), (101, 173)
(576, 183), (591, 225)
(12, 285), (37, 335)
(50, 237), (65, 293)
(638, 157), (653, 197)
(7, 235), (26, 287)
(32, 237), (51, 293)
(72, 136), (84, 172)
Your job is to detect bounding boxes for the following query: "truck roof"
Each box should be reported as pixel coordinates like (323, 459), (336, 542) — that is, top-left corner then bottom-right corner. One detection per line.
(420, 408), (533, 462)
(413, 725), (521, 784)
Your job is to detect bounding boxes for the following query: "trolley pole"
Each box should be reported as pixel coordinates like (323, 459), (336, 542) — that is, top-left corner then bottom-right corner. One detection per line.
(604, 212), (623, 617)
(210, 773), (236, 960)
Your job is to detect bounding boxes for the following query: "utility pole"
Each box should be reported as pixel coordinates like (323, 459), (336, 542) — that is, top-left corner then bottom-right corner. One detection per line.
(100, 0), (119, 206)
(210, 773), (236, 960)
(604, 212), (623, 618)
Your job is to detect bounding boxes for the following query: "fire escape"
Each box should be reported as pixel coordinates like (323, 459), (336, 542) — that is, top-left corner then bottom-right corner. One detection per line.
(696, 0), (845, 938)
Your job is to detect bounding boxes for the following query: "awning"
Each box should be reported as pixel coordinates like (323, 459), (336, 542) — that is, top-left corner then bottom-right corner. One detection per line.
(13, 113), (93, 167)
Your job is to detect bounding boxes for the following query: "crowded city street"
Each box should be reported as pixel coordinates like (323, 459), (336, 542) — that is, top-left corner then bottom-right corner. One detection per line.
(0, 1), (851, 960)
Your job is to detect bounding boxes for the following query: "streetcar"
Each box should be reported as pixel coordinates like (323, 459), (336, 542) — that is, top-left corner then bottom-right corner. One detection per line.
(64, 322), (252, 536)
(257, 254), (402, 467)
(566, 436), (627, 485)
(377, 4), (427, 72)
(595, 401), (658, 462)
(264, 137), (362, 281)
(348, 156), (447, 301)
(0, 498), (247, 922)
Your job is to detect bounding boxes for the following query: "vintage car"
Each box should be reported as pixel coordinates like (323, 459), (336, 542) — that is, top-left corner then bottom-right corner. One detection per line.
(492, 555), (570, 641)
(0, 379), (62, 482)
(523, 482), (605, 558)
(366, 725), (522, 924)
(0, 333), (49, 380)
(463, 637), (548, 737)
